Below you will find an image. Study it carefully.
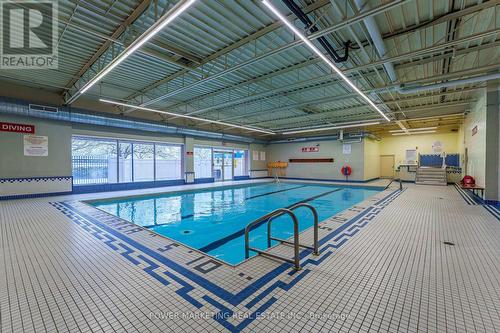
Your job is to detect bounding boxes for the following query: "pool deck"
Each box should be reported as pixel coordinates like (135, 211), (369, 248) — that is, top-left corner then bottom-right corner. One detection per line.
(1, 180), (499, 332)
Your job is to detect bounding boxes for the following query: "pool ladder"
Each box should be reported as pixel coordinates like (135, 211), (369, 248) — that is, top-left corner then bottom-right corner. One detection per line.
(244, 203), (319, 270)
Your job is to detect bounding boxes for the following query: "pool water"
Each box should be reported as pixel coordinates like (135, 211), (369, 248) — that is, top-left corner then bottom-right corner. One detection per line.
(90, 182), (381, 265)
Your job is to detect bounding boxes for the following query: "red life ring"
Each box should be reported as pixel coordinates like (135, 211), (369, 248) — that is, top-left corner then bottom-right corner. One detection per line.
(341, 165), (352, 176)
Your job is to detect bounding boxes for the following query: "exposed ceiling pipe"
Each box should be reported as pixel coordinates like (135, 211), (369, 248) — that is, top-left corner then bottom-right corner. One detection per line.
(398, 72), (500, 94)
(353, 0), (397, 83)
(281, 0), (350, 62)
(348, 0), (404, 131)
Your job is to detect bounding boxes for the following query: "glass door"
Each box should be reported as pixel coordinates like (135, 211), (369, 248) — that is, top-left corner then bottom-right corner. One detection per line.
(213, 151), (233, 181)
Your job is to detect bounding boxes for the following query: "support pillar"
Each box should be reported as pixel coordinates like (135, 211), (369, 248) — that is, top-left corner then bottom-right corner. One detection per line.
(485, 80), (499, 202)
(184, 137), (195, 183)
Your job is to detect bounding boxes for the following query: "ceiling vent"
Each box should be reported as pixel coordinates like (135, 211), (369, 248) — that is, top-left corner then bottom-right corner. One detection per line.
(339, 137), (362, 143)
(29, 104), (58, 113)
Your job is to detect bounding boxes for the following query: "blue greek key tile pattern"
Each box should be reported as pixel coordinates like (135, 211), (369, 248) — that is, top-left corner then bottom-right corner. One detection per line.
(46, 188), (403, 332)
(3, 183), (500, 333)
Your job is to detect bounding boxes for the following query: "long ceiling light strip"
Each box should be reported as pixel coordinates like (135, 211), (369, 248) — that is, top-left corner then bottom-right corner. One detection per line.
(281, 122), (381, 135)
(68, 0), (198, 103)
(391, 130), (436, 136)
(389, 126), (437, 133)
(99, 99), (275, 135)
(261, 0), (390, 122)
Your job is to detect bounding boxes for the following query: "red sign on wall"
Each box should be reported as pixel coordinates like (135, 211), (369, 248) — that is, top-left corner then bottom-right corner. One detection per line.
(0, 122), (35, 134)
(301, 146), (319, 152)
(186, 151), (194, 156)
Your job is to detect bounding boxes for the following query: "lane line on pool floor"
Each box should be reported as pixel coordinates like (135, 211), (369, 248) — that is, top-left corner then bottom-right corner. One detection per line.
(145, 184), (310, 228)
(198, 188), (343, 253)
(48, 188), (403, 333)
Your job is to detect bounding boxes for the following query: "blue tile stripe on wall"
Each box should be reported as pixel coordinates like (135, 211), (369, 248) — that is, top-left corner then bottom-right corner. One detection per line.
(419, 153), (460, 167)
(0, 176), (73, 201)
(50, 188), (404, 332)
(0, 176), (73, 183)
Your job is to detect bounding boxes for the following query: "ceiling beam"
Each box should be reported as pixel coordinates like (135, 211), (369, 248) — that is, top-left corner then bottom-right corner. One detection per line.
(127, 0), (409, 107)
(62, 0), (152, 93)
(62, 0), (202, 99)
(122, 0), (333, 103)
(125, 2), (499, 118)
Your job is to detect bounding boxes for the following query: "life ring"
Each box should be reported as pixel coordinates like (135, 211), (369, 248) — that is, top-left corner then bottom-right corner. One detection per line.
(341, 165), (352, 176)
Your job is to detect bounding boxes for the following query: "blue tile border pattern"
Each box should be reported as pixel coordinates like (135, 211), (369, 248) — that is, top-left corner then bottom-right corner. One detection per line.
(0, 176), (73, 183)
(0, 176), (73, 201)
(50, 188), (404, 332)
(454, 184), (500, 221)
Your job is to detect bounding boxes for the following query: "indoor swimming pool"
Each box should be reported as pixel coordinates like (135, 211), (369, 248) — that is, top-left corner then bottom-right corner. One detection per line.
(89, 182), (382, 265)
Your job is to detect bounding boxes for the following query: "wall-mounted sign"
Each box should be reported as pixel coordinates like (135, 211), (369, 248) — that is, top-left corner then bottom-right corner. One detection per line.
(432, 141), (443, 153)
(260, 151), (266, 161)
(186, 151), (193, 156)
(301, 146), (319, 152)
(472, 125), (478, 136)
(0, 122), (35, 134)
(405, 149), (417, 163)
(342, 144), (351, 155)
(24, 135), (48, 156)
(253, 151), (259, 161)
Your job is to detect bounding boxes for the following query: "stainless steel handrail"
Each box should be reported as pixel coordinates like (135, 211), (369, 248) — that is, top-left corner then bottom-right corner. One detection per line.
(384, 176), (403, 191)
(244, 208), (300, 270)
(267, 203), (319, 255)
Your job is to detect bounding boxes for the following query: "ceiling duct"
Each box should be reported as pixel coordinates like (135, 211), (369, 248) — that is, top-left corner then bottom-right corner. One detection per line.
(29, 104), (58, 113)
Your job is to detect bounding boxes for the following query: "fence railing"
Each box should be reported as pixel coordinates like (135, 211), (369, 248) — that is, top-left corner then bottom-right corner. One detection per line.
(72, 156), (109, 185)
(72, 157), (182, 185)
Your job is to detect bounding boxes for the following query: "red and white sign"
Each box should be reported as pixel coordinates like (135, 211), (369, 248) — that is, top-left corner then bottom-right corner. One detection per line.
(301, 146), (319, 153)
(0, 122), (35, 134)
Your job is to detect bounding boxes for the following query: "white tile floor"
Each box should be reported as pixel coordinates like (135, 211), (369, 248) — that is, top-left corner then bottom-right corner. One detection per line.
(1, 181), (499, 332)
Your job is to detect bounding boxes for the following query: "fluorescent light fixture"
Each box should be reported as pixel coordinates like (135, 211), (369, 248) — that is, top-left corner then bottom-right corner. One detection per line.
(391, 130), (436, 136)
(281, 122), (380, 135)
(389, 127), (437, 133)
(71, 0), (197, 101)
(261, 0), (390, 122)
(100, 99), (275, 135)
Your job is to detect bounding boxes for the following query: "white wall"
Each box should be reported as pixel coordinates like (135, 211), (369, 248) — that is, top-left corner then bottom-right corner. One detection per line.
(364, 138), (380, 180)
(267, 139), (366, 181)
(0, 114), (72, 178)
(0, 114), (73, 196)
(463, 90), (487, 187)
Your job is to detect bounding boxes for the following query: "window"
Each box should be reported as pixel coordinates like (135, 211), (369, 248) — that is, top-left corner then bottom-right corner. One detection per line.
(234, 150), (248, 177)
(72, 137), (118, 185)
(118, 142), (133, 183)
(156, 145), (182, 180)
(133, 143), (154, 182)
(194, 147), (212, 179)
(71, 136), (183, 185)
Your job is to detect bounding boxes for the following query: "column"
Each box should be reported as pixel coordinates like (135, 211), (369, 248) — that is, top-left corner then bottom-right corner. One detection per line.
(184, 137), (195, 183)
(485, 80), (499, 202)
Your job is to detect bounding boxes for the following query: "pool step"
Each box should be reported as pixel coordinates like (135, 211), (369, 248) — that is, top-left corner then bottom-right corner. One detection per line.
(415, 167), (447, 186)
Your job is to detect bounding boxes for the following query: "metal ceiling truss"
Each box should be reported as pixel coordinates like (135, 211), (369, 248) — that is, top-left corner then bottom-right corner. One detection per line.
(119, 1), (499, 124)
(1, 0), (498, 137)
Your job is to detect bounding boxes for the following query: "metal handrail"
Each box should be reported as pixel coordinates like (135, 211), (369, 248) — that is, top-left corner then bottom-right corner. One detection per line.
(244, 208), (300, 270)
(384, 176), (403, 191)
(267, 203), (319, 255)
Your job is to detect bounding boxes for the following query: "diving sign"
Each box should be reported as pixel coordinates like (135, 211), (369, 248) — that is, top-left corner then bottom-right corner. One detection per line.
(0, 121), (35, 134)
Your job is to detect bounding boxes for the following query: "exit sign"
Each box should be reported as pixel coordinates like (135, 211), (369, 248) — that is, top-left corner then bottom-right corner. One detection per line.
(0, 122), (35, 134)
